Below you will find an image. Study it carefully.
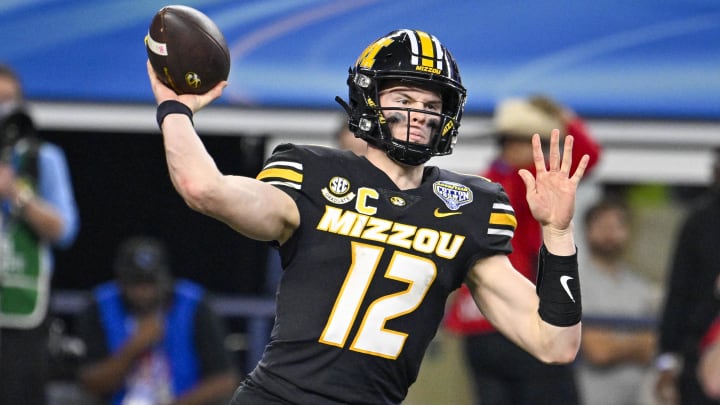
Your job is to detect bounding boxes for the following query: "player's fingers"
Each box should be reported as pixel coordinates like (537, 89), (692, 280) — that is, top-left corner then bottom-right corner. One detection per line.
(185, 80), (227, 110)
(518, 168), (536, 194)
(146, 60), (164, 102)
(548, 129), (561, 171)
(570, 154), (590, 184)
(560, 135), (574, 174)
(146, 60), (156, 82)
(208, 80), (227, 98)
(531, 133), (547, 173)
(147, 59), (181, 105)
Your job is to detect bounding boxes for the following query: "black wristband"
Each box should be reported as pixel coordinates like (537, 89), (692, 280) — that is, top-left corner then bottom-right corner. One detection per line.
(156, 100), (193, 129)
(536, 245), (582, 327)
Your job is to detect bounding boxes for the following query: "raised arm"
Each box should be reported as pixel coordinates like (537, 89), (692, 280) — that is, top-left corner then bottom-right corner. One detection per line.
(146, 61), (299, 243)
(466, 130), (588, 363)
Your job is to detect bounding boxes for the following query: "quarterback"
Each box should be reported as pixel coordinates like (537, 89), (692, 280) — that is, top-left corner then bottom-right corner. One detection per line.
(147, 29), (588, 404)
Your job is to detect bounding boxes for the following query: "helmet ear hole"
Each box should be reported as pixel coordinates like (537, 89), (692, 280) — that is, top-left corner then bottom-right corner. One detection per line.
(359, 118), (373, 132)
(354, 74), (372, 89)
(341, 29), (466, 166)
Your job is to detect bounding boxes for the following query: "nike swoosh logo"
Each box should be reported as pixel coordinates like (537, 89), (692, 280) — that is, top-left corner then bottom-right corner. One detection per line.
(433, 208), (462, 218)
(560, 276), (575, 303)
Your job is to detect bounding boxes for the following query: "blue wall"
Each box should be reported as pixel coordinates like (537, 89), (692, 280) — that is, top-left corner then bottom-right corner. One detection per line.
(1, 0), (718, 119)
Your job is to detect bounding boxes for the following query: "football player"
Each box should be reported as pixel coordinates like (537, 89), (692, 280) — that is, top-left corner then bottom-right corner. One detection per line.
(147, 29), (589, 404)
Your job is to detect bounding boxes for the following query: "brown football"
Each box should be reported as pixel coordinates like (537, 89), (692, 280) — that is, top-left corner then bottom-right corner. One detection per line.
(145, 5), (230, 95)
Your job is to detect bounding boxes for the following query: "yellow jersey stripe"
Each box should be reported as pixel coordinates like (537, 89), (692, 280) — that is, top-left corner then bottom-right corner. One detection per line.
(257, 167), (303, 183)
(489, 212), (517, 228)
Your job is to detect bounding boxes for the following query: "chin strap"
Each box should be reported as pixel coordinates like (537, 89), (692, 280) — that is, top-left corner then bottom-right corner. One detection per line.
(335, 96), (352, 115)
(335, 96), (366, 141)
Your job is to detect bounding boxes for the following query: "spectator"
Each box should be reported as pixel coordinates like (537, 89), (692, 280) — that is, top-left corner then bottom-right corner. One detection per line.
(577, 197), (660, 405)
(0, 63), (79, 405)
(444, 95), (602, 405)
(76, 236), (239, 405)
(655, 147), (720, 405)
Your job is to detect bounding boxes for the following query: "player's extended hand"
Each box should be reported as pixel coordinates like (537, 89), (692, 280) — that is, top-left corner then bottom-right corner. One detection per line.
(146, 60), (226, 113)
(518, 129), (589, 233)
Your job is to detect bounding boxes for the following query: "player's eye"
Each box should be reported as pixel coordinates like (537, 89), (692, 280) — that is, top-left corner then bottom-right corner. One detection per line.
(425, 102), (440, 111)
(387, 95), (409, 105)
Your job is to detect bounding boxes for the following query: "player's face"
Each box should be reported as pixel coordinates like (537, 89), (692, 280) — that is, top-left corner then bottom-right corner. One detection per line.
(378, 85), (442, 145)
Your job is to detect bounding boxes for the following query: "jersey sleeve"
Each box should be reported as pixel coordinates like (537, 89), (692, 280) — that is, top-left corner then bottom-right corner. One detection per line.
(466, 181), (516, 267)
(255, 143), (305, 200)
(485, 186), (516, 253)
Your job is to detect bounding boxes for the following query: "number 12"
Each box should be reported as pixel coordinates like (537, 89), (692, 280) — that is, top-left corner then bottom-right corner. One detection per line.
(319, 242), (437, 359)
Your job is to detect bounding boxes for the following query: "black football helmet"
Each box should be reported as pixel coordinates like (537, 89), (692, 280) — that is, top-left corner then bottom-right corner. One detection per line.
(336, 29), (466, 166)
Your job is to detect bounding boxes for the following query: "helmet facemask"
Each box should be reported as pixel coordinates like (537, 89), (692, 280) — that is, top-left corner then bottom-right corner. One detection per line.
(336, 29), (466, 166)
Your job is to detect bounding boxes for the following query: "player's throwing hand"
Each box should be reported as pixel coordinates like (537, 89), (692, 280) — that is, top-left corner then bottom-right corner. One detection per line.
(146, 60), (226, 114)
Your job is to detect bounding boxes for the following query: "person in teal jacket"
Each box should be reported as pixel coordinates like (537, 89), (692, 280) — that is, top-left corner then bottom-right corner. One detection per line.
(77, 236), (238, 405)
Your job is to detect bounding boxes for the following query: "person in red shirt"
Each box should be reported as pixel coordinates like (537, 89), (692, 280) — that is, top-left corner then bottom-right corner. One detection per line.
(445, 95), (602, 405)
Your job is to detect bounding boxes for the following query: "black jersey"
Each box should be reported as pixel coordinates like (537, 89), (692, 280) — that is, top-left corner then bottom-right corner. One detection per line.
(251, 144), (515, 404)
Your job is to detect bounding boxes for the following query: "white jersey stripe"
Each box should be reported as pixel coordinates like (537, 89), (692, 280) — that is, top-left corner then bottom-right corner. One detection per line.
(487, 228), (515, 238)
(266, 180), (301, 190)
(264, 160), (303, 171)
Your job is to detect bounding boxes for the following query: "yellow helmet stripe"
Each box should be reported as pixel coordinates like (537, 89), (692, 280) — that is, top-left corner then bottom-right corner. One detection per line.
(416, 31), (435, 67)
(357, 37), (394, 69)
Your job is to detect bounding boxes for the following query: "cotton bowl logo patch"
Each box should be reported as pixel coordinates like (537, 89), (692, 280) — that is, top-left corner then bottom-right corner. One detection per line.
(322, 176), (356, 204)
(433, 181), (473, 210)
